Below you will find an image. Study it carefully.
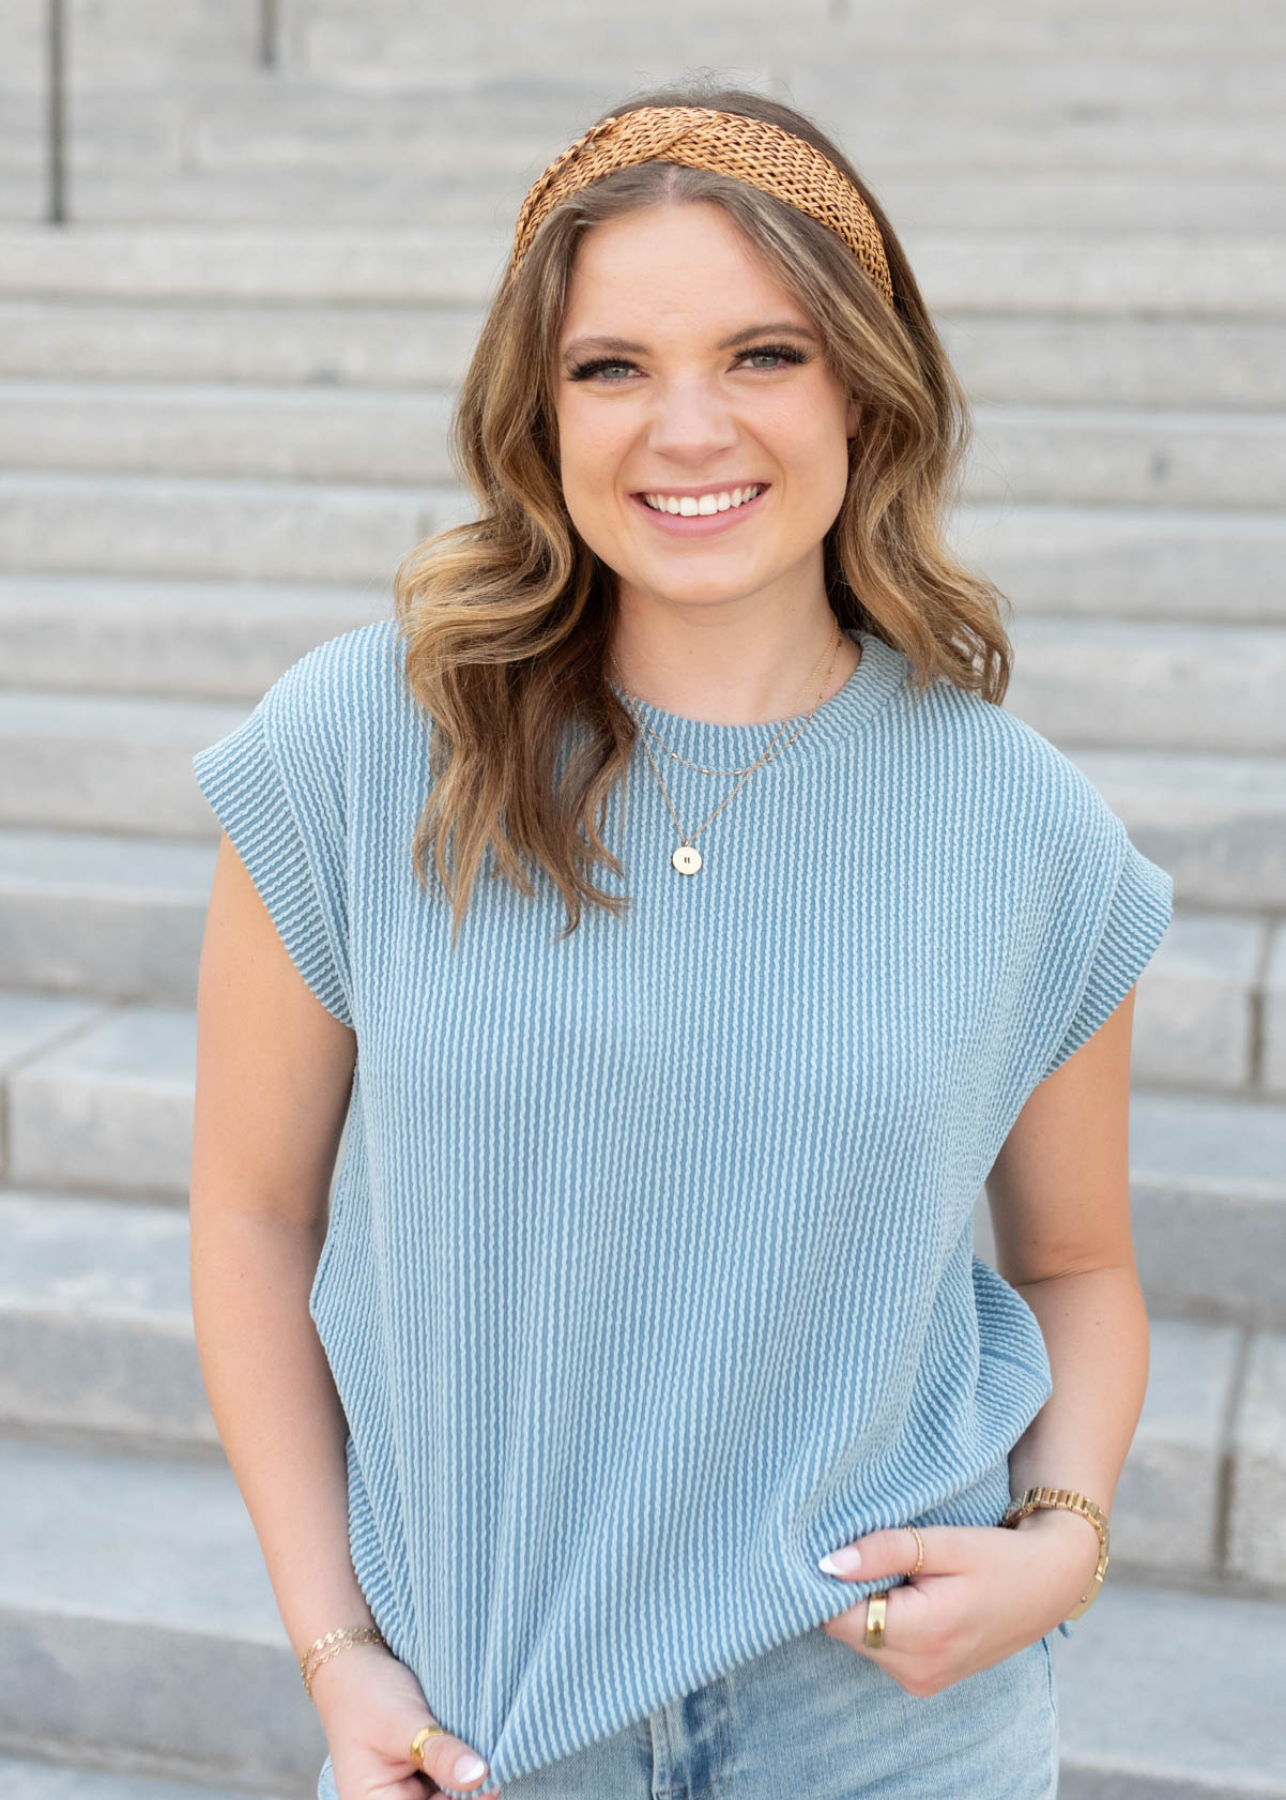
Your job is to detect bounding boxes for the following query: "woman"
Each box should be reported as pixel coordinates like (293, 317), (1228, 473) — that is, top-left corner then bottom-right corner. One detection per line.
(190, 82), (1172, 1800)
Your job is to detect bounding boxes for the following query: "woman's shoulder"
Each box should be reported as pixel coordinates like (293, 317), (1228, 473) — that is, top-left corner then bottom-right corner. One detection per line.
(919, 671), (1126, 862)
(260, 616), (402, 715)
(255, 616), (409, 755)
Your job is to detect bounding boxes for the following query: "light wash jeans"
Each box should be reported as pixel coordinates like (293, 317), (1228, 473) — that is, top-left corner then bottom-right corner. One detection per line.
(318, 1621), (1059, 1799)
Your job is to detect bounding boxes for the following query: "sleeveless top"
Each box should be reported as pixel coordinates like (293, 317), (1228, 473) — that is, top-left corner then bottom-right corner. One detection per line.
(192, 618), (1173, 1796)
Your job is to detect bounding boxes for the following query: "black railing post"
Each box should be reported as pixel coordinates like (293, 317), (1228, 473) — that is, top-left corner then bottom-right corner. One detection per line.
(259, 0), (280, 68)
(47, 0), (66, 222)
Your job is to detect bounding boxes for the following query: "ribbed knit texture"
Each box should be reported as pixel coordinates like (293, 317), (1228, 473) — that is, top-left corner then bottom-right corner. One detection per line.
(192, 618), (1173, 1797)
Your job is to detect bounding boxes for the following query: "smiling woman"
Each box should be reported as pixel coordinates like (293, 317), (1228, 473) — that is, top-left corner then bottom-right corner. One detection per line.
(390, 78), (1009, 943)
(189, 73), (1174, 1800)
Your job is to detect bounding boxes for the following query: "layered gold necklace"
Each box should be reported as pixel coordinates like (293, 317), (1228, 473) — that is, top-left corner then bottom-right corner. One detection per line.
(610, 619), (849, 875)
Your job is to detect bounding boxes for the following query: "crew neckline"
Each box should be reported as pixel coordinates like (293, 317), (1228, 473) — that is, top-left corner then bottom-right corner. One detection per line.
(608, 628), (907, 768)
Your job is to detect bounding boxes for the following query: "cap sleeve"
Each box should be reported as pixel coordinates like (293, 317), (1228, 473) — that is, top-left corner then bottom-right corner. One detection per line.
(1040, 829), (1173, 1083)
(191, 650), (353, 1029)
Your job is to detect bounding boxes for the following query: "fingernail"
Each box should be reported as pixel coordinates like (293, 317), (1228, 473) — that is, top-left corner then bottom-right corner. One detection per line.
(818, 1547), (862, 1575)
(454, 1752), (488, 1781)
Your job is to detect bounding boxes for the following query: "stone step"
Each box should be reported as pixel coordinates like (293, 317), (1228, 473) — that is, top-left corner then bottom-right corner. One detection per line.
(964, 403), (1286, 511)
(0, 1), (260, 88)
(0, 829), (213, 1013)
(0, 572), (386, 698)
(2, 381), (1283, 509)
(0, 470), (470, 583)
(33, 166), (1286, 236)
(1, 224), (1282, 319)
(1004, 617), (1286, 754)
(0, 1751), (293, 1800)
(1052, 1584), (1286, 1798)
(0, 1434), (325, 1795)
(278, 0), (1286, 75)
(0, 1190), (215, 1450)
(0, 1428), (1283, 1798)
(11, 25), (1286, 108)
(1064, 743), (1286, 911)
(29, 82), (1285, 182)
(947, 502), (1286, 624)
(1272, 934), (1286, 1096)
(0, 378), (459, 486)
(3, 296), (1284, 411)
(1124, 914), (1271, 1096)
(4, 999), (197, 1201)
(0, 296), (488, 389)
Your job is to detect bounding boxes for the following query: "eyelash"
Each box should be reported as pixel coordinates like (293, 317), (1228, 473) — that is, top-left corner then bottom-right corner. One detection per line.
(567, 343), (811, 383)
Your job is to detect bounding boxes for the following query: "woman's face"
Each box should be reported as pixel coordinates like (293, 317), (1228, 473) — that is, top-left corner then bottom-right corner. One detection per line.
(553, 201), (860, 617)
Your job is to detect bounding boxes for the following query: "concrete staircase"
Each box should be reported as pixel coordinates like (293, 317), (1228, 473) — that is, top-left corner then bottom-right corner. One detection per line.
(1, 3), (1284, 1796)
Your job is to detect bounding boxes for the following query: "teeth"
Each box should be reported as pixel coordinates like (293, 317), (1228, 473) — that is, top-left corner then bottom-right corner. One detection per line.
(643, 484), (764, 515)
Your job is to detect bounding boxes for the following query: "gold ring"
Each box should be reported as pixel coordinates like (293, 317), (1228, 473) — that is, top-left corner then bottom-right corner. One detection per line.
(864, 1591), (887, 1651)
(410, 1724), (448, 1769)
(908, 1526), (924, 1575)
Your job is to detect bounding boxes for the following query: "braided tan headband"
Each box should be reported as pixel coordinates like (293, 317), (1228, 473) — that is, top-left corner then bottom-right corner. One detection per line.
(509, 105), (895, 311)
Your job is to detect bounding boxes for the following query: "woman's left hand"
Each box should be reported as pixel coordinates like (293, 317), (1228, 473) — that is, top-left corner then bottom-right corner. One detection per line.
(817, 1512), (1100, 1697)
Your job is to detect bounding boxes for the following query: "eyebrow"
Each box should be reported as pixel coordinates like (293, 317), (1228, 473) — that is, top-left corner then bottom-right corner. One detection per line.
(560, 321), (819, 363)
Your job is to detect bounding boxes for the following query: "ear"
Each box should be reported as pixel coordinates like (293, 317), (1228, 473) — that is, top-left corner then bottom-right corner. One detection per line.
(845, 397), (862, 439)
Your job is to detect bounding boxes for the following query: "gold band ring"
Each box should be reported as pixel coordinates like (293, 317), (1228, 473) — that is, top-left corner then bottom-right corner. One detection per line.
(908, 1525), (925, 1575)
(410, 1724), (448, 1769)
(864, 1592), (887, 1650)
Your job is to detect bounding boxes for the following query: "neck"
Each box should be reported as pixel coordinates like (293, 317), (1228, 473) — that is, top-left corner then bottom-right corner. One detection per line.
(608, 614), (861, 728)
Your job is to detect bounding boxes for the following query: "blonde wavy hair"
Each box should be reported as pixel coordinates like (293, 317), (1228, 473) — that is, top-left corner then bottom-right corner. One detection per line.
(392, 77), (1015, 944)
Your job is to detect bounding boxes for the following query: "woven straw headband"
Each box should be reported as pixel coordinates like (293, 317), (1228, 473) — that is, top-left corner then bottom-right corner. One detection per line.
(509, 105), (895, 312)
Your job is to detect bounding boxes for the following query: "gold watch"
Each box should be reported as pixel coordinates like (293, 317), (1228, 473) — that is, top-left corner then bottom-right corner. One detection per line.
(1001, 1486), (1110, 1620)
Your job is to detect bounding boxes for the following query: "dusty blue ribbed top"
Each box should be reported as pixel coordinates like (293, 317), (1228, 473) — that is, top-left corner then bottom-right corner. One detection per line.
(192, 617), (1173, 1796)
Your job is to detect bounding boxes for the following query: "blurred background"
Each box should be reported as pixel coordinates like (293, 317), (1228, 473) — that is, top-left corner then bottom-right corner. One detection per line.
(0, 1), (1284, 1795)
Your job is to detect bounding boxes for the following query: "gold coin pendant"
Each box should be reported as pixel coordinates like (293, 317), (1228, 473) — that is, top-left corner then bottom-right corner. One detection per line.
(672, 845), (703, 875)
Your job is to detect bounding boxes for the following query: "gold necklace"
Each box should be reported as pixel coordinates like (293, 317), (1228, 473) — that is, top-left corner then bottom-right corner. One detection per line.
(611, 623), (840, 777)
(612, 620), (847, 876)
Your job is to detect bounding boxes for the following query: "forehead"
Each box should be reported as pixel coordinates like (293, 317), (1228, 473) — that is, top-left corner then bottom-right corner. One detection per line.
(557, 201), (809, 339)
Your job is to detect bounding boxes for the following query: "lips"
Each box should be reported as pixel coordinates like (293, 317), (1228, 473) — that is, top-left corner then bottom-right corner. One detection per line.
(637, 482), (767, 518)
(629, 483), (770, 538)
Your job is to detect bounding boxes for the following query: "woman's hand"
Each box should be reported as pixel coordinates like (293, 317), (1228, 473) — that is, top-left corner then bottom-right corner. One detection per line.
(817, 1511), (1101, 1696)
(310, 1640), (497, 1797)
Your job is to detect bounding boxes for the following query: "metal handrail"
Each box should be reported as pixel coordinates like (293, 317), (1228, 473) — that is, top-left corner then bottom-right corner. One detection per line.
(260, 0), (280, 68)
(46, 0), (65, 223)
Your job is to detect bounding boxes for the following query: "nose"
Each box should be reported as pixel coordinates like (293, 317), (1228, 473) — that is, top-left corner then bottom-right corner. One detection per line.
(644, 373), (740, 468)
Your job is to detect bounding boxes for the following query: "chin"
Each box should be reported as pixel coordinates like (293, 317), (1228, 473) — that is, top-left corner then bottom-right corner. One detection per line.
(639, 571), (768, 608)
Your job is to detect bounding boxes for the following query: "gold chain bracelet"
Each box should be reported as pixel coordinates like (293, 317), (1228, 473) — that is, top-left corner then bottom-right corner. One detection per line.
(299, 1623), (388, 1699)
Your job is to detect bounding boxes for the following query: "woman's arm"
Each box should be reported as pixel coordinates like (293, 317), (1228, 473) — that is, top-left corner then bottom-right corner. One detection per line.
(818, 986), (1150, 1687)
(987, 984), (1150, 1584)
(191, 832), (498, 1792)
(190, 830), (374, 1676)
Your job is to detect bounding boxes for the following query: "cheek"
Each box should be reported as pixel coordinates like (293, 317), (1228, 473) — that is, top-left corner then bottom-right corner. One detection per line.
(556, 400), (629, 501)
(774, 393), (852, 479)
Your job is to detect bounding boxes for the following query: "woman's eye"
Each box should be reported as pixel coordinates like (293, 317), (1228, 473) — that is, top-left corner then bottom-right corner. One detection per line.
(739, 345), (808, 370)
(567, 358), (634, 382)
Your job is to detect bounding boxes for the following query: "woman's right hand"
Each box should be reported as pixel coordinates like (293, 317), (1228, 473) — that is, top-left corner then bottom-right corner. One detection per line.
(311, 1641), (497, 1797)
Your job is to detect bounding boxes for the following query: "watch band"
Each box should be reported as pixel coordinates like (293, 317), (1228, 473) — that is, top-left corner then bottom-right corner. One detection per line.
(1001, 1485), (1110, 1619)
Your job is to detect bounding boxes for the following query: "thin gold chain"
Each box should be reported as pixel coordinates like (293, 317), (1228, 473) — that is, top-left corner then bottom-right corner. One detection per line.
(613, 621), (847, 857)
(610, 622), (841, 776)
